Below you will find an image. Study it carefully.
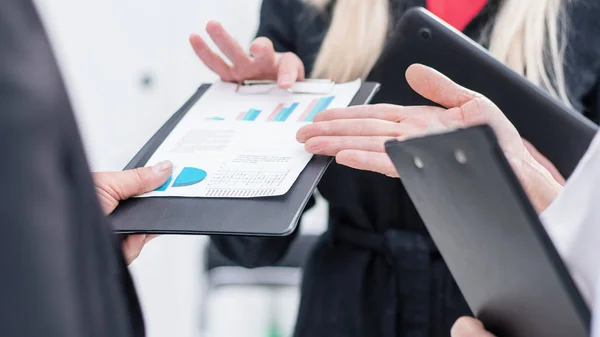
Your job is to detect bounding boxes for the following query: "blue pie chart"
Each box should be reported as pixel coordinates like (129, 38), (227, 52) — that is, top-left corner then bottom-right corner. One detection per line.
(172, 167), (207, 187)
(155, 176), (173, 191)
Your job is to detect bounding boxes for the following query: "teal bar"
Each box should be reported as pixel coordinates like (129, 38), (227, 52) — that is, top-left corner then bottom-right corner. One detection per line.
(305, 99), (324, 122)
(274, 107), (288, 122)
(243, 109), (261, 121)
(304, 96), (334, 122)
(280, 103), (298, 121)
(274, 103), (299, 122)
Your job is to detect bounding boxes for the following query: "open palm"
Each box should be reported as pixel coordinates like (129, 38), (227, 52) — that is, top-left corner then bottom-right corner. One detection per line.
(297, 64), (526, 177)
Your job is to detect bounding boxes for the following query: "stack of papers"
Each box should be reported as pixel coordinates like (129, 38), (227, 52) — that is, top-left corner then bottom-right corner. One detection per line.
(139, 80), (361, 198)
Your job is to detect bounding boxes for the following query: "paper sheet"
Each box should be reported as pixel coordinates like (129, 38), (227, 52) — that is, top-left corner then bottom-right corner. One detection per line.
(138, 79), (361, 198)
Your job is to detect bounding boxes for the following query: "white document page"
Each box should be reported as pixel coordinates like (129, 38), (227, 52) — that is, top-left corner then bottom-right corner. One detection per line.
(138, 79), (361, 198)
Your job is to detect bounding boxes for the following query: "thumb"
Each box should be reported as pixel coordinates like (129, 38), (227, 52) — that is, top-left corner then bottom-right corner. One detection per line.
(277, 52), (305, 88)
(113, 161), (173, 200)
(405, 64), (480, 109)
(451, 317), (495, 337)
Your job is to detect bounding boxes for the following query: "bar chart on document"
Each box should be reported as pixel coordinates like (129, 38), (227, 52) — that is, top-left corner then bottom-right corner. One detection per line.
(209, 95), (338, 123)
(139, 79), (362, 199)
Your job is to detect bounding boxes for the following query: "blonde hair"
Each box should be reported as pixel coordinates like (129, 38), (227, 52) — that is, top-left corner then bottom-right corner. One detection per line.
(306, 0), (390, 82)
(304, 0), (572, 107)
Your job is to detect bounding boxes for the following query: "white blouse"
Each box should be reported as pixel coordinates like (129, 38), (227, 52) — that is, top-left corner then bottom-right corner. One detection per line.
(541, 131), (600, 334)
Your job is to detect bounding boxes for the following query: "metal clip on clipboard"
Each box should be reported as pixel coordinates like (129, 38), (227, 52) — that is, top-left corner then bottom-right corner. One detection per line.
(236, 79), (335, 95)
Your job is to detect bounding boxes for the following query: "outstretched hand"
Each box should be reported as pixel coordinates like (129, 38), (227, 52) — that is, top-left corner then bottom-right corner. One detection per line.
(297, 64), (525, 177)
(190, 21), (305, 88)
(297, 64), (562, 212)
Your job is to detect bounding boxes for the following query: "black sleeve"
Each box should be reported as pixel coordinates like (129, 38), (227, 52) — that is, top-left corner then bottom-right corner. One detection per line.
(256, 0), (299, 52)
(211, 228), (300, 268)
(580, 79), (600, 125)
(0, 2), (143, 336)
(210, 196), (315, 268)
(564, 0), (600, 123)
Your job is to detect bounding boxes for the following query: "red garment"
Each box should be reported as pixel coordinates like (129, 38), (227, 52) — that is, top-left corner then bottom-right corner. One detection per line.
(426, 0), (488, 31)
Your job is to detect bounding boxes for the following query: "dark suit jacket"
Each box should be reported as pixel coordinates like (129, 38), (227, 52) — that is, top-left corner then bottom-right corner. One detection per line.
(0, 1), (144, 336)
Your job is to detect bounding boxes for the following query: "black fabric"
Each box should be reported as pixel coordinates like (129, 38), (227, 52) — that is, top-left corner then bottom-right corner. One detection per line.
(0, 1), (144, 336)
(206, 234), (319, 270)
(211, 0), (600, 337)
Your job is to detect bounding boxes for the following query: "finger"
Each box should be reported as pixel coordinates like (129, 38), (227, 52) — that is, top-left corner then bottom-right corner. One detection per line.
(313, 105), (446, 123)
(304, 136), (392, 156)
(406, 64), (481, 109)
(112, 161), (173, 200)
(312, 105), (403, 123)
(249, 37), (276, 65)
(451, 317), (495, 337)
(122, 235), (147, 265)
(206, 21), (252, 68)
(146, 234), (160, 242)
(277, 52), (305, 88)
(297, 119), (408, 143)
(189, 33), (234, 81)
(336, 150), (399, 178)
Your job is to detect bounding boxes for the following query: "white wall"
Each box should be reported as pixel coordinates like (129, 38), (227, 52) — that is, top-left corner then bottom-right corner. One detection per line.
(36, 0), (263, 171)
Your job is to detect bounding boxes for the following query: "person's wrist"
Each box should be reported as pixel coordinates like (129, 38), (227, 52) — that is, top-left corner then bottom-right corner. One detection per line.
(509, 151), (562, 213)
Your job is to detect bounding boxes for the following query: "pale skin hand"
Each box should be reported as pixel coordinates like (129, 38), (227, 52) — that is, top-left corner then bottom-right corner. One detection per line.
(190, 21), (305, 88)
(522, 139), (566, 185)
(451, 317), (497, 337)
(297, 64), (562, 213)
(93, 160), (173, 264)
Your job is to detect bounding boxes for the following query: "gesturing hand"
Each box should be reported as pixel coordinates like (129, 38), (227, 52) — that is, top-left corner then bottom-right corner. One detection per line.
(190, 21), (305, 88)
(297, 64), (525, 177)
(93, 160), (173, 264)
(297, 64), (562, 212)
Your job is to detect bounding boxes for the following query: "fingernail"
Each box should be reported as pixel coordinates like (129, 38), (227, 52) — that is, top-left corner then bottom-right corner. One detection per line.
(279, 74), (292, 86)
(152, 160), (173, 173)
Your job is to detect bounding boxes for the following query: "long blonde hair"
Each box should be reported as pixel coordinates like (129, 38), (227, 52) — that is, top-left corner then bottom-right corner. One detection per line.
(305, 0), (572, 106)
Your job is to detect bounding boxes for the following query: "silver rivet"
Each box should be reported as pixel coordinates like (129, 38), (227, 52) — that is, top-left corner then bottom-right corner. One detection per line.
(414, 156), (424, 169)
(455, 149), (468, 164)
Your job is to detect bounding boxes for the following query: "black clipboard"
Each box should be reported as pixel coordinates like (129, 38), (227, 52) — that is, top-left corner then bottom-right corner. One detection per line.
(367, 7), (598, 177)
(110, 82), (380, 235)
(385, 126), (590, 337)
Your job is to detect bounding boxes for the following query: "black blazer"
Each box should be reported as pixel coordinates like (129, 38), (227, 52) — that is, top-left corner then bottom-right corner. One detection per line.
(0, 1), (143, 336)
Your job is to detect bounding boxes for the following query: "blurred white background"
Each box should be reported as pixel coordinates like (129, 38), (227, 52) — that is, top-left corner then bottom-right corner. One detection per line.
(32, 1), (328, 337)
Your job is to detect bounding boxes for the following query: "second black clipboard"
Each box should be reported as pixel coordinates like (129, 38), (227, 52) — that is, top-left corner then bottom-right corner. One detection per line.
(368, 7), (598, 178)
(385, 125), (590, 337)
(110, 82), (380, 236)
